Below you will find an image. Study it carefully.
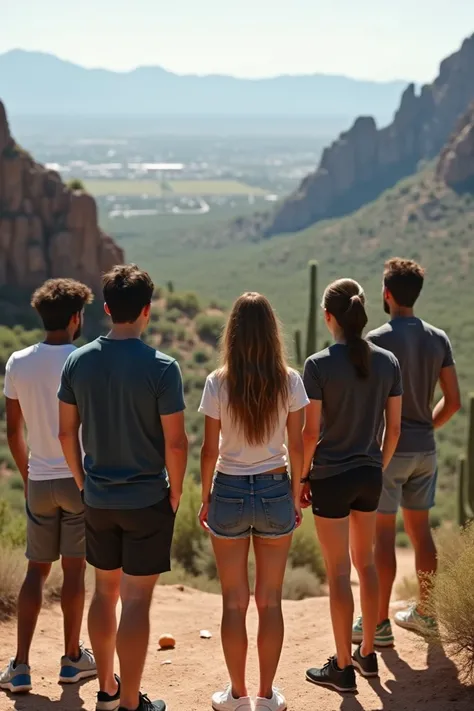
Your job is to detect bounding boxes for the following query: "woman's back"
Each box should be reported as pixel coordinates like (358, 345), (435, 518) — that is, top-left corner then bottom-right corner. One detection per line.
(304, 341), (402, 478)
(199, 367), (308, 474)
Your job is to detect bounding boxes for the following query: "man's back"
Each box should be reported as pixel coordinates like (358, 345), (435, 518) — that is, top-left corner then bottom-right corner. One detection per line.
(367, 317), (454, 453)
(58, 336), (185, 509)
(4, 343), (76, 479)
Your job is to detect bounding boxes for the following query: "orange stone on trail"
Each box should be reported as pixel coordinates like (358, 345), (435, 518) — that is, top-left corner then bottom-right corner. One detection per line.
(158, 634), (176, 650)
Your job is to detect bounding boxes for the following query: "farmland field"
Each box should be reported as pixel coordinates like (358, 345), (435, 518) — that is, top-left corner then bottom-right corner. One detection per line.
(85, 179), (269, 197)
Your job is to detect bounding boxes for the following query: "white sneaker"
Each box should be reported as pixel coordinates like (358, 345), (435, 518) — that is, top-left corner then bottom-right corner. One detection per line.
(211, 686), (252, 711)
(255, 688), (287, 711)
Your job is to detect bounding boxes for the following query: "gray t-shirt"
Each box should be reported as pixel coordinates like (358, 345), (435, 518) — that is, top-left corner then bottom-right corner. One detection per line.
(58, 337), (185, 509)
(303, 342), (402, 479)
(367, 317), (455, 454)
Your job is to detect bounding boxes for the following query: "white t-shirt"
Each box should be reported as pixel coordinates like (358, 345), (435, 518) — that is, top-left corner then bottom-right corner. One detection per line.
(4, 343), (76, 480)
(198, 368), (309, 476)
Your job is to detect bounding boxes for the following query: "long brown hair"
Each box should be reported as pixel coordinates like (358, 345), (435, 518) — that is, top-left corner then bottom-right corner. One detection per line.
(219, 292), (289, 445)
(323, 278), (370, 378)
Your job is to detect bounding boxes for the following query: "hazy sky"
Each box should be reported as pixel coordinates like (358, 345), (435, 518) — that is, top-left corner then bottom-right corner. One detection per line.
(2, 1), (474, 82)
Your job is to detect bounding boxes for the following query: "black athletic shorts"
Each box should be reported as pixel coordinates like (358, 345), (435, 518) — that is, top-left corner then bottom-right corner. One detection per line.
(310, 465), (383, 519)
(84, 496), (176, 576)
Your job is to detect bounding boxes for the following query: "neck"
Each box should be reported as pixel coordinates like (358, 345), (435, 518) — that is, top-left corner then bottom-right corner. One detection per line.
(43, 331), (72, 346)
(390, 306), (415, 319)
(107, 323), (143, 340)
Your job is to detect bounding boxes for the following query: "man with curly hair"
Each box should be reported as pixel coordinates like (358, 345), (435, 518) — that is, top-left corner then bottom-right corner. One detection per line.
(0, 279), (97, 695)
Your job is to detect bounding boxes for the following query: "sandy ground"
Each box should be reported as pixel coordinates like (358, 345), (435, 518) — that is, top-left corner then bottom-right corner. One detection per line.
(1, 549), (473, 711)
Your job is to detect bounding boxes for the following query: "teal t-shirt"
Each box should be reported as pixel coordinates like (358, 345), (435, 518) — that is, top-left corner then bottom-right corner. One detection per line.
(58, 337), (185, 509)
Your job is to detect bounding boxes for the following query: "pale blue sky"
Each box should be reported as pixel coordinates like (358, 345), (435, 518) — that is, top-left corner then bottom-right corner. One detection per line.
(2, 0), (474, 81)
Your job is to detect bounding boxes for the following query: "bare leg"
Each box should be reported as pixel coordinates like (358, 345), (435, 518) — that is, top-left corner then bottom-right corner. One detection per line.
(116, 573), (159, 711)
(403, 508), (437, 614)
(374, 513), (397, 624)
(314, 515), (352, 668)
(61, 557), (86, 659)
(350, 510), (379, 656)
(88, 568), (121, 697)
(211, 536), (251, 699)
(15, 562), (51, 665)
(253, 534), (293, 699)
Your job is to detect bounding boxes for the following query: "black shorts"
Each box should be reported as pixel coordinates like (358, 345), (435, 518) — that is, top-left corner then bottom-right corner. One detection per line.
(84, 496), (176, 576)
(310, 466), (383, 519)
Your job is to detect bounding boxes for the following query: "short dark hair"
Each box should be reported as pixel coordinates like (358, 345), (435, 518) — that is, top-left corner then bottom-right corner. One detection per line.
(102, 264), (154, 324)
(31, 278), (93, 331)
(383, 258), (425, 307)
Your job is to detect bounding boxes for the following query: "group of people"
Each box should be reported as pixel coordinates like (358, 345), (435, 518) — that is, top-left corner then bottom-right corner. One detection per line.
(0, 258), (460, 711)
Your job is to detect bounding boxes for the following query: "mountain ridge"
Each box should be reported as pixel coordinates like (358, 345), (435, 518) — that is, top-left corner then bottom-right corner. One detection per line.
(0, 49), (408, 119)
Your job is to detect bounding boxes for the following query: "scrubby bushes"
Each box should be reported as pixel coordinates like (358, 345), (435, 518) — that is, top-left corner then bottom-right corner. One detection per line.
(167, 292), (201, 318)
(195, 313), (225, 346)
(67, 178), (85, 191)
(428, 524), (474, 680)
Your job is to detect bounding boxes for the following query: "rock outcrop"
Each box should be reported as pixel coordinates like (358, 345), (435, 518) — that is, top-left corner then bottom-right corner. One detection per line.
(0, 100), (123, 292)
(264, 34), (474, 237)
(436, 103), (474, 189)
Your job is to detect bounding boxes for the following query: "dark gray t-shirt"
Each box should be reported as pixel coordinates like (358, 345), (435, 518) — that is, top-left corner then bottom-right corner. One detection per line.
(303, 342), (402, 479)
(367, 317), (455, 454)
(58, 337), (185, 509)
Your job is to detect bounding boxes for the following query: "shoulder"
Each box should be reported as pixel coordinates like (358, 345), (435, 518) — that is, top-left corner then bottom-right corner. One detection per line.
(64, 338), (99, 365)
(205, 369), (223, 390)
(287, 367), (302, 384)
(5, 344), (38, 372)
(367, 322), (392, 341)
(369, 342), (400, 369)
(419, 320), (450, 342)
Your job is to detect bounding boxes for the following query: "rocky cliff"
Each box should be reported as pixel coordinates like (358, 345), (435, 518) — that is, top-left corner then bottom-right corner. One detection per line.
(264, 33), (474, 237)
(436, 102), (474, 190)
(0, 100), (123, 293)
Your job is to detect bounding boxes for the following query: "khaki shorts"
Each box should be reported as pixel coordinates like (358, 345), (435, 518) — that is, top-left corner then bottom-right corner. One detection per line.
(26, 478), (85, 563)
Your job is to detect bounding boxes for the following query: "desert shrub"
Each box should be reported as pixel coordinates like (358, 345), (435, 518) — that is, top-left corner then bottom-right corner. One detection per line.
(160, 562), (220, 594)
(167, 292), (201, 318)
(67, 178), (85, 191)
(193, 349), (210, 365)
(165, 308), (183, 323)
(158, 321), (177, 346)
(282, 565), (321, 600)
(395, 575), (418, 601)
(171, 479), (207, 574)
(396, 531), (411, 548)
(195, 313), (225, 346)
(428, 524), (474, 680)
(288, 511), (326, 581)
(0, 499), (26, 548)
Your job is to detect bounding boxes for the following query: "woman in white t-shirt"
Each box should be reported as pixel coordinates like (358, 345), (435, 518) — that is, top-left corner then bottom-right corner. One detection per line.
(198, 292), (309, 711)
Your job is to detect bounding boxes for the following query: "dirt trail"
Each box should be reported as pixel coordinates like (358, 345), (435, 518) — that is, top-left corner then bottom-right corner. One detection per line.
(1, 549), (473, 711)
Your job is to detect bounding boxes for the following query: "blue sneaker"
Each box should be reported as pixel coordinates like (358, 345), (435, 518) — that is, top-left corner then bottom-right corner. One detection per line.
(0, 659), (32, 693)
(59, 643), (97, 684)
(352, 615), (395, 647)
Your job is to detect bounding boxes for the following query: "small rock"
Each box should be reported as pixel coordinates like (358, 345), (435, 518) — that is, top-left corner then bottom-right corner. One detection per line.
(200, 629), (212, 639)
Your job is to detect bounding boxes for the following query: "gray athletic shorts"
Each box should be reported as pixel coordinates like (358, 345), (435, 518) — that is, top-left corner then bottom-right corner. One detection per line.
(378, 452), (438, 515)
(26, 478), (85, 563)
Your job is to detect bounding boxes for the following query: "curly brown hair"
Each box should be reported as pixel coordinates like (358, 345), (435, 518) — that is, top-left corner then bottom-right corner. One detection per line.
(219, 292), (289, 446)
(31, 278), (93, 331)
(383, 258), (425, 307)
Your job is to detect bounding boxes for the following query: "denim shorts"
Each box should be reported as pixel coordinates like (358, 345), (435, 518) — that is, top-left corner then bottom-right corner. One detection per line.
(378, 452), (438, 514)
(207, 472), (296, 539)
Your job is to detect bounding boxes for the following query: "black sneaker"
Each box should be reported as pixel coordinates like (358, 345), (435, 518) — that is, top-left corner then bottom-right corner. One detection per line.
(352, 644), (379, 678)
(306, 656), (357, 693)
(96, 675), (121, 711)
(119, 693), (166, 711)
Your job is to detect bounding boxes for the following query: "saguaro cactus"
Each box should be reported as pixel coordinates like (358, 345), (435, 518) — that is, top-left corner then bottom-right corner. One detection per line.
(458, 394), (474, 526)
(294, 260), (318, 367)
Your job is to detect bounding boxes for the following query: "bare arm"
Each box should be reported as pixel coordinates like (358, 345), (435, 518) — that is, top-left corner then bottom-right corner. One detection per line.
(58, 401), (85, 491)
(382, 395), (402, 471)
(433, 365), (461, 429)
(6, 397), (29, 495)
(161, 410), (188, 512)
(302, 400), (322, 477)
(200, 415), (220, 504)
(286, 408), (305, 500)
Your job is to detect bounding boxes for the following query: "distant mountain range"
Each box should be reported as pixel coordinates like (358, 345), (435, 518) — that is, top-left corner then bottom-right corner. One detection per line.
(0, 50), (408, 122)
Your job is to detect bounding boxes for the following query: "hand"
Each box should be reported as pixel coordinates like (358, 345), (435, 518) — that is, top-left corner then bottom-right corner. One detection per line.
(170, 493), (181, 514)
(300, 482), (312, 509)
(294, 501), (303, 528)
(198, 501), (210, 530)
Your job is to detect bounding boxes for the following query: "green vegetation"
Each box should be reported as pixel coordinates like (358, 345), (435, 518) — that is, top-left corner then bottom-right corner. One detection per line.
(67, 178), (86, 191)
(86, 179), (269, 197)
(458, 394), (474, 526)
(294, 260), (318, 367)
